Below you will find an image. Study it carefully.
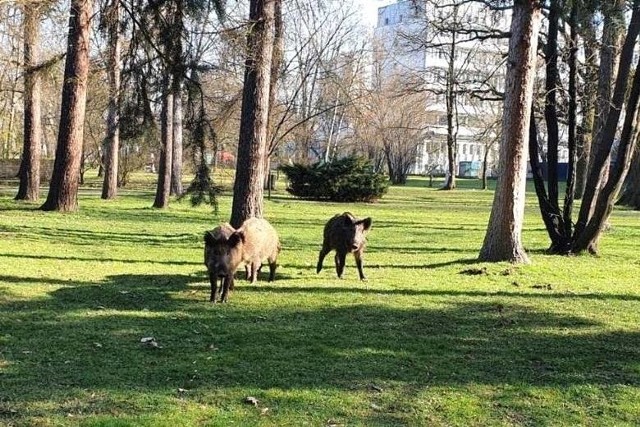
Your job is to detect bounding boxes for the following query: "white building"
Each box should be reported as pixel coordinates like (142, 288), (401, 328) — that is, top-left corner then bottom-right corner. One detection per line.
(374, 0), (510, 177)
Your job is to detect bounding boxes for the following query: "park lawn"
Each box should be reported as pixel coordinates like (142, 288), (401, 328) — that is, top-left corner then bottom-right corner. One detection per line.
(1, 175), (640, 426)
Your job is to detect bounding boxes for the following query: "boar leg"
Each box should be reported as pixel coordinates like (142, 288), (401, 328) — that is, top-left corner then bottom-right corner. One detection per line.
(317, 245), (330, 273)
(209, 273), (219, 303)
(249, 261), (260, 284)
(268, 261), (277, 282)
(220, 275), (233, 303)
(335, 252), (347, 278)
(354, 251), (366, 281)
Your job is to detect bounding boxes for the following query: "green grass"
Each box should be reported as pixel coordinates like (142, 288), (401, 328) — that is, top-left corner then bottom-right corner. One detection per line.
(1, 174), (640, 426)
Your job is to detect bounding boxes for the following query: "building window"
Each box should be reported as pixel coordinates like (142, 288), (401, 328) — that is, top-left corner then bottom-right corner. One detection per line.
(385, 17), (389, 25)
(462, 144), (467, 155)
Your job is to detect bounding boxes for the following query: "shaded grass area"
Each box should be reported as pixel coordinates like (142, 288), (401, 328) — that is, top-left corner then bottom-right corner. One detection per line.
(1, 175), (640, 426)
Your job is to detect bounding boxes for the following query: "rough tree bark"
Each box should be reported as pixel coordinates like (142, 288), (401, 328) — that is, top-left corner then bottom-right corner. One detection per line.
(101, 0), (121, 200)
(40, 0), (92, 212)
(16, 4), (42, 201)
(478, 0), (542, 263)
(230, 0), (278, 228)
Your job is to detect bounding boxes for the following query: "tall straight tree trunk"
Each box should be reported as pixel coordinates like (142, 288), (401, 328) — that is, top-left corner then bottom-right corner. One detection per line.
(230, 0), (278, 228)
(478, 0), (542, 263)
(16, 4), (42, 201)
(170, 3), (184, 196)
(171, 86), (183, 195)
(442, 22), (457, 190)
(264, 0), (283, 188)
(153, 79), (174, 209)
(101, 0), (121, 200)
(40, 0), (92, 212)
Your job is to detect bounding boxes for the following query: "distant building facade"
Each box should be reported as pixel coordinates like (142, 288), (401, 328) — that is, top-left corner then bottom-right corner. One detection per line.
(374, 0), (510, 177)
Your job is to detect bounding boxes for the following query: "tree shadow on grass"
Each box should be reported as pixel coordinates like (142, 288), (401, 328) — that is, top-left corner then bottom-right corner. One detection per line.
(241, 284), (640, 302)
(6, 224), (199, 247)
(1, 275), (640, 424)
(0, 252), (201, 266)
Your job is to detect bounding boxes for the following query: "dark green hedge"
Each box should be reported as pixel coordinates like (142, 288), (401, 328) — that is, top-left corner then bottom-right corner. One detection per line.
(280, 156), (389, 202)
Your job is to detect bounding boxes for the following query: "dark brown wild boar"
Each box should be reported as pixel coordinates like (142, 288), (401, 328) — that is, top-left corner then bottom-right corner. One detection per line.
(204, 218), (281, 303)
(204, 223), (237, 303)
(317, 212), (372, 280)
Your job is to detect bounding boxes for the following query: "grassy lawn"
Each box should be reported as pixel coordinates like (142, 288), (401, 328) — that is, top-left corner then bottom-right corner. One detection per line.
(1, 174), (640, 426)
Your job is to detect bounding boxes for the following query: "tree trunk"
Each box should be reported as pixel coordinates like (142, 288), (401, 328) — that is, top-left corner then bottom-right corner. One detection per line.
(530, 0), (578, 254)
(101, 0), (121, 200)
(230, 0), (277, 228)
(618, 144), (640, 209)
(574, 19), (597, 199)
(16, 4), (42, 202)
(573, 0), (640, 253)
(585, 0), (625, 209)
(572, 11), (640, 252)
(152, 81), (174, 209)
(264, 0), (283, 187)
(170, 4), (184, 197)
(563, 1), (578, 241)
(478, 0), (542, 263)
(544, 0), (560, 209)
(171, 86), (183, 196)
(40, 0), (92, 212)
(442, 25), (457, 190)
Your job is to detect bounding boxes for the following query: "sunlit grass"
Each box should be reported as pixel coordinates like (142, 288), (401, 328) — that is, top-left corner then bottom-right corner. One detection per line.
(1, 174), (640, 426)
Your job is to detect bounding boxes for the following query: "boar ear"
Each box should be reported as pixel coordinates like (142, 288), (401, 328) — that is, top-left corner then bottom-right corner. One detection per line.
(204, 231), (216, 246)
(228, 231), (244, 247)
(359, 217), (372, 231)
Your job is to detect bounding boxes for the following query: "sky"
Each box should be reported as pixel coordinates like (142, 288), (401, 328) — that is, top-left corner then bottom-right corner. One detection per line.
(354, 0), (396, 28)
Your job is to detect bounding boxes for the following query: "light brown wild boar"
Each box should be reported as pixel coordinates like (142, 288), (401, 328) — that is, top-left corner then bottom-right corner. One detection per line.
(317, 212), (372, 280)
(204, 218), (281, 303)
(235, 217), (281, 283)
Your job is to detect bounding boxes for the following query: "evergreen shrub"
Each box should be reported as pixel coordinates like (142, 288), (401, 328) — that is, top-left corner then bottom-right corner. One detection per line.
(280, 156), (388, 202)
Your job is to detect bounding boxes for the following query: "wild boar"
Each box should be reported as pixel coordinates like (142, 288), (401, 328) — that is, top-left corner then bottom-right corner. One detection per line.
(204, 223), (237, 303)
(317, 212), (372, 280)
(235, 217), (281, 284)
(203, 218), (281, 303)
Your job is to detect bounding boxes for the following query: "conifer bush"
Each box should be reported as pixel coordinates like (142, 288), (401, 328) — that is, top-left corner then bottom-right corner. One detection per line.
(280, 156), (388, 202)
